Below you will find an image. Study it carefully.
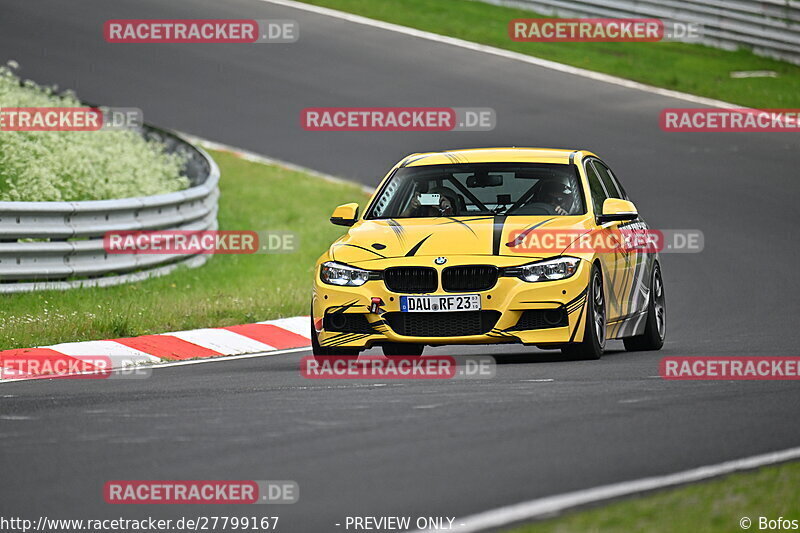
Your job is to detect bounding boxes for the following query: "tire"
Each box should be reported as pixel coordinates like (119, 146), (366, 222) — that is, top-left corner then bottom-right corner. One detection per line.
(562, 264), (605, 360)
(382, 342), (424, 357)
(310, 309), (360, 359)
(623, 264), (666, 352)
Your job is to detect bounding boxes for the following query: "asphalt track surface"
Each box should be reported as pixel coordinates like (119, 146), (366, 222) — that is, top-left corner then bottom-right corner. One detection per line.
(1, 0), (799, 531)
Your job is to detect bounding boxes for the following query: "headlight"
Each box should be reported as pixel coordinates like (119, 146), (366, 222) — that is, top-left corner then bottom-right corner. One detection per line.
(516, 256), (581, 282)
(320, 261), (370, 286)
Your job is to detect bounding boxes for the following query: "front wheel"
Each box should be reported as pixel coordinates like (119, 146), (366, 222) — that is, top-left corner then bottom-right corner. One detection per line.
(562, 264), (605, 360)
(623, 264), (666, 351)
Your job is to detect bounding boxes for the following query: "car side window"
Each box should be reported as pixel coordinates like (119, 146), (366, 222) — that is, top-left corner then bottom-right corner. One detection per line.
(593, 160), (626, 200)
(608, 166), (629, 200)
(584, 160), (608, 213)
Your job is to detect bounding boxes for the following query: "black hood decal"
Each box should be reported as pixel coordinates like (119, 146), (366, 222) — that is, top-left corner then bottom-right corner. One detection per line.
(505, 218), (555, 248)
(405, 234), (433, 257)
(492, 215), (507, 255)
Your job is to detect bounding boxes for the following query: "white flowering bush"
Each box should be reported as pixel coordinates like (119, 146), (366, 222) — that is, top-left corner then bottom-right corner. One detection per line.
(0, 63), (188, 201)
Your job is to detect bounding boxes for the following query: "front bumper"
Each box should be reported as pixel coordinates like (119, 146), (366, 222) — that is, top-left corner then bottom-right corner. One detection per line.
(312, 257), (592, 350)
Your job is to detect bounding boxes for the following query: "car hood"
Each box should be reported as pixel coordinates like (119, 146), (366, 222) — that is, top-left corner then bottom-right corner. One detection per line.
(330, 215), (596, 264)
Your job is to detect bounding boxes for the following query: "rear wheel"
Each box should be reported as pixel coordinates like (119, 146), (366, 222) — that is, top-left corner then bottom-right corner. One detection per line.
(562, 265), (605, 360)
(310, 310), (360, 359)
(623, 264), (666, 351)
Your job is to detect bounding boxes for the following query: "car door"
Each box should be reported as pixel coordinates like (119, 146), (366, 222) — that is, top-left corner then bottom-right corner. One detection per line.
(584, 159), (627, 323)
(593, 160), (652, 326)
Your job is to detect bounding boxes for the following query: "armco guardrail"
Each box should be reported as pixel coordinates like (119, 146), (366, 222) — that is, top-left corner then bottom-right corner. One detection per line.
(0, 126), (220, 293)
(491, 0), (800, 65)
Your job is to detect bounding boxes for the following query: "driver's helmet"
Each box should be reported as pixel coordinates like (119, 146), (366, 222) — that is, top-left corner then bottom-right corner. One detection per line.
(537, 178), (577, 213)
(428, 187), (460, 216)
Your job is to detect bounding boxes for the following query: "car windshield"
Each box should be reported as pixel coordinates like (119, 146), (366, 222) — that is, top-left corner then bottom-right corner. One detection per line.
(366, 162), (586, 219)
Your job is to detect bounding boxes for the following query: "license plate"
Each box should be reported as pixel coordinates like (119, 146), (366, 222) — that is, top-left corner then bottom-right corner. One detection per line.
(400, 294), (481, 313)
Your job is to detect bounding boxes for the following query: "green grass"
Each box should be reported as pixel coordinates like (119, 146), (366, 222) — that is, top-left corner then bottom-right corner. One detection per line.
(299, 0), (800, 108)
(507, 461), (800, 533)
(0, 150), (369, 350)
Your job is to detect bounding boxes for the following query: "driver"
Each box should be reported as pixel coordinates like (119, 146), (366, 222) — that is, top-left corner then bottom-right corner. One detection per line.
(533, 179), (577, 215)
(401, 186), (460, 217)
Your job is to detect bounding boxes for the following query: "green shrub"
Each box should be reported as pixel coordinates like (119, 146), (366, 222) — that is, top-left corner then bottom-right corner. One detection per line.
(0, 63), (188, 202)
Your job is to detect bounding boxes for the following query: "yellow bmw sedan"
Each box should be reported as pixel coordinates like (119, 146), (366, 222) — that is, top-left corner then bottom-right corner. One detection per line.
(311, 148), (665, 360)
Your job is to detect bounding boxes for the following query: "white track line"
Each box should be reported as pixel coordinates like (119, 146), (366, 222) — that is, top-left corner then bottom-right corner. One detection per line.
(414, 446), (800, 532)
(142, 346), (309, 370)
(0, 347), (311, 383)
(261, 0), (741, 110)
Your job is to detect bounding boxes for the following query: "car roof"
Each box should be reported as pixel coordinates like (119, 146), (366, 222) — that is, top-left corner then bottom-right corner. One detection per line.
(399, 147), (597, 167)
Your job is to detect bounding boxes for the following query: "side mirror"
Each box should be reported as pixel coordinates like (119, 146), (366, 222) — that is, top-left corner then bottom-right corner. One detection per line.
(330, 203), (359, 226)
(597, 198), (638, 224)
